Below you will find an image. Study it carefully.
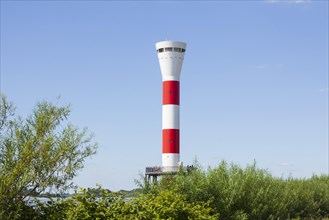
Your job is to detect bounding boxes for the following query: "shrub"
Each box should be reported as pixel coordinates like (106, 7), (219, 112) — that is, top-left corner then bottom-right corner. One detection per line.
(142, 160), (329, 219)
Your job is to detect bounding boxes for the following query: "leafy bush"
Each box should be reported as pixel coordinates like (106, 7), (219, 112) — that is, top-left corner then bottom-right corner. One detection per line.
(142, 160), (329, 219)
(3, 159), (328, 219)
(29, 185), (218, 220)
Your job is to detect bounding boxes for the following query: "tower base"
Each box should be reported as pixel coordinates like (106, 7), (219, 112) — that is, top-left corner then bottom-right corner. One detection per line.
(145, 165), (194, 183)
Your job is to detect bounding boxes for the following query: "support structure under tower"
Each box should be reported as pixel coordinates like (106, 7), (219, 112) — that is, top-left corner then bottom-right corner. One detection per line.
(145, 165), (194, 182)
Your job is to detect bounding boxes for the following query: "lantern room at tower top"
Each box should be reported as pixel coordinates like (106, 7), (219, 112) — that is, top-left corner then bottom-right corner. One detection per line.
(155, 41), (186, 81)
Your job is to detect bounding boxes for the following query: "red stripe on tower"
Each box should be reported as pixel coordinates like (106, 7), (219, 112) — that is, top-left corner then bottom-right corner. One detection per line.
(162, 129), (180, 153)
(163, 81), (180, 105)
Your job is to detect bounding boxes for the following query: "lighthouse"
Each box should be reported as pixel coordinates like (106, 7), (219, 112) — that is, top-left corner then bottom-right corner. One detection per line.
(156, 41), (187, 173)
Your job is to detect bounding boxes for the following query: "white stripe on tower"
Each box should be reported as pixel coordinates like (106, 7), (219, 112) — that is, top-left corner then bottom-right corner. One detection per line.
(156, 41), (186, 173)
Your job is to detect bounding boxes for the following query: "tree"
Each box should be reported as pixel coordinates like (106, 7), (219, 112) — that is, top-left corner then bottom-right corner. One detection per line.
(0, 95), (97, 219)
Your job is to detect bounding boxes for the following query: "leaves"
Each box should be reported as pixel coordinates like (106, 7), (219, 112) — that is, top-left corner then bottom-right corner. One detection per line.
(47, 186), (218, 220)
(0, 95), (97, 219)
(140, 160), (329, 219)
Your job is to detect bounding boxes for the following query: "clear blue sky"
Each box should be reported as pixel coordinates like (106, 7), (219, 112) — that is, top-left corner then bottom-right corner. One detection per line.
(1, 0), (328, 191)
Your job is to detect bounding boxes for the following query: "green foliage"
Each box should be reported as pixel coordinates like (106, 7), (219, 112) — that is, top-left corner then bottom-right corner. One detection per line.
(28, 161), (327, 220)
(63, 187), (119, 220)
(124, 189), (218, 220)
(28, 185), (217, 220)
(2, 157), (328, 219)
(0, 95), (97, 219)
(142, 160), (329, 219)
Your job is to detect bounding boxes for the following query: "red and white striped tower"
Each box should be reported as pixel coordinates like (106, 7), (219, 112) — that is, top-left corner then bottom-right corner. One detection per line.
(156, 41), (186, 173)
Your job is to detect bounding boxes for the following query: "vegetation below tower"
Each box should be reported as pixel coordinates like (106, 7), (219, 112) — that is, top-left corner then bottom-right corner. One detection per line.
(3, 161), (329, 220)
